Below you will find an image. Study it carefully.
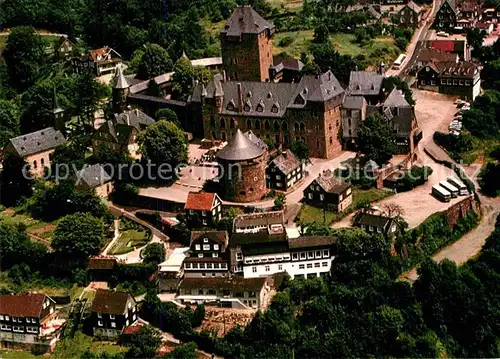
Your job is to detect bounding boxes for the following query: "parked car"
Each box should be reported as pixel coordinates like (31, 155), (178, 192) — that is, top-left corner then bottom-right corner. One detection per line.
(457, 101), (470, 108)
(437, 31), (450, 37)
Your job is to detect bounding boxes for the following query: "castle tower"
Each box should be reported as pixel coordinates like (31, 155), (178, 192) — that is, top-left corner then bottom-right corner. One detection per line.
(113, 65), (130, 114)
(220, 6), (275, 82)
(216, 129), (268, 202)
(51, 86), (66, 132)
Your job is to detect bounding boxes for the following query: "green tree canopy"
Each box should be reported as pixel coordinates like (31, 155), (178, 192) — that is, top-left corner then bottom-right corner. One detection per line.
(137, 43), (173, 80)
(137, 120), (188, 169)
(3, 26), (45, 92)
(0, 99), (20, 147)
(171, 57), (213, 101)
(123, 325), (162, 358)
(313, 24), (329, 44)
(357, 113), (397, 164)
(52, 212), (105, 261)
(0, 152), (34, 207)
(142, 243), (166, 264)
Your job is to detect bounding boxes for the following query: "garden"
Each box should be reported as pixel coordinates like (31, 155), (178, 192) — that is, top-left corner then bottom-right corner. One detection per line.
(107, 218), (151, 255)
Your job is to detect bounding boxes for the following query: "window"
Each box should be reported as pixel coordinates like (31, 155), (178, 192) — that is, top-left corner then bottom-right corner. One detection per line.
(214, 244), (219, 250)
(111, 322), (116, 328)
(315, 250), (321, 258)
(323, 249), (329, 257)
(265, 265), (270, 272)
(236, 253), (243, 261)
(292, 253), (298, 260)
(200, 263), (206, 269)
(222, 263), (227, 269)
(308, 193), (313, 200)
(214, 263), (219, 268)
(308, 251), (314, 259)
(212, 252), (218, 257)
(97, 313), (102, 319)
(315, 262), (320, 268)
(203, 244), (210, 250)
(5, 316), (9, 321)
(322, 262), (328, 267)
(1, 324), (11, 330)
(202, 272), (206, 277)
(227, 102), (235, 111)
(320, 194), (324, 201)
(195, 244), (200, 251)
(278, 264), (283, 271)
(307, 263), (313, 268)
(13, 326), (23, 332)
(198, 253), (203, 258)
(300, 252), (306, 260)
(0, 315), (3, 320)
(98, 320), (103, 327)
(192, 263), (198, 269)
(276, 175), (281, 180)
(12, 318), (17, 323)
(185, 263), (191, 269)
(299, 264), (305, 269)
(207, 263), (213, 269)
(252, 266), (257, 273)
(256, 104), (264, 112)
(33, 160), (37, 169)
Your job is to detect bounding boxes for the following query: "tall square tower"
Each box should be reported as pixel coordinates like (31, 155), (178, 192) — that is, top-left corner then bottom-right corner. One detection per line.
(220, 6), (275, 82)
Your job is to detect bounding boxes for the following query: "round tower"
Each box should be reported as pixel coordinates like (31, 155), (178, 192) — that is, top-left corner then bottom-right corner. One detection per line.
(113, 66), (130, 114)
(216, 129), (268, 202)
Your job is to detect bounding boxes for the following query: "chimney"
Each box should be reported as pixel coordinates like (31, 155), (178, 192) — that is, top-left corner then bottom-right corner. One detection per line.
(237, 83), (243, 113)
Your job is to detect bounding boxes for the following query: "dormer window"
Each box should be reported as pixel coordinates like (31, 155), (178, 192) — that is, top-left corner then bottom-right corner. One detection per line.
(226, 100), (235, 111)
(267, 92), (273, 99)
(247, 91), (252, 97)
(271, 103), (279, 113)
(294, 94), (306, 105)
(256, 101), (264, 112)
(203, 238), (208, 243)
(244, 100), (251, 112)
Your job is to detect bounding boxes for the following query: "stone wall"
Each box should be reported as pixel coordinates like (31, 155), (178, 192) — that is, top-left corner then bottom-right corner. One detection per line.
(443, 195), (479, 227)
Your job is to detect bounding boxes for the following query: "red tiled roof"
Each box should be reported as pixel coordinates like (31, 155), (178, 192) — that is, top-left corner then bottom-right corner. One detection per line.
(91, 289), (133, 315)
(184, 192), (216, 211)
(0, 293), (46, 317)
(428, 40), (455, 52)
(89, 47), (110, 62)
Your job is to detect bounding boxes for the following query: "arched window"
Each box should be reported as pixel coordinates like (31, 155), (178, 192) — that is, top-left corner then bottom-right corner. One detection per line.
(274, 121), (280, 132)
(246, 119), (252, 129)
(300, 122), (306, 132)
(41, 158), (45, 166)
(294, 122), (300, 132)
(255, 120), (261, 130)
(264, 120), (270, 130)
(282, 122), (288, 131)
(230, 118), (235, 129)
(33, 160), (37, 169)
(220, 118), (226, 128)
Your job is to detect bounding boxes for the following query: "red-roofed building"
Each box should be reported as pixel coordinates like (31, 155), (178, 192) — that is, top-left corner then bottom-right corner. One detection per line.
(427, 40), (469, 61)
(184, 192), (222, 227)
(89, 46), (122, 76)
(0, 293), (65, 352)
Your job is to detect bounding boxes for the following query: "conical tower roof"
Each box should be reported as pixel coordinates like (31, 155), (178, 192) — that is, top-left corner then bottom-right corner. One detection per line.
(114, 66), (129, 89)
(52, 86), (64, 114)
(216, 129), (266, 161)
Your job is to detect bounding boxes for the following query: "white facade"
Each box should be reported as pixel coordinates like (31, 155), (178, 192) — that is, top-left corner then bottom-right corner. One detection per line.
(242, 248), (334, 279)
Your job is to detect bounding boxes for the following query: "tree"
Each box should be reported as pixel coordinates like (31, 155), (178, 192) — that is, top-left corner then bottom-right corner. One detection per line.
(0, 99), (20, 147)
(274, 193), (286, 210)
(137, 120), (188, 169)
(52, 212), (105, 262)
(462, 90), (500, 138)
(137, 43), (173, 80)
(190, 304), (205, 327)
(124, 325), (162, 358)
(146, 78), (162, 97)
(0, 153), (34, 206)
(291, 141), (309, 161)
(310, 42), (361, 84)
(72, 72), (110, 126)
(479, 162), (500, 197)
(381, 202), (404, 217)
(142, 243), (165, 264)
(313, 24), (329, 44)
(3, 26), (45, 91)
(171, 57), (213, 101)
(466, 28), (487, 58)
(164, 342), (197, 359)
(357, 113), (397, 164)
(0, 222), (47, 270)
(155, 108), (180, 127)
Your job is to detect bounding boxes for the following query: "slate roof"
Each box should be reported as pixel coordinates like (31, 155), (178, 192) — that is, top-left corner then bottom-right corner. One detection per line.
(114, 66), (129, 89)
(244, 130), (268, 151)
(217, 129), (266, 161)
(185, 192), (218, 211)
(367, 5), (382, 19)
(91, 289), (132, 315)
(417, 48), (458, 63)
(94, 121), (135, 145)
(233, 211), (284, 230)
(355, 213), (394, 229)
(289, 71), (344, 107)
(271, 151), (301, 175)
(179, 276), (267, 292)
(288, 236), (337, 249)
(76, 164), (113, 188)
(221, 6), (275, 37)
(313, 171), (351, 194)
(190, 231), (229, 248)
(271, 56), (304, 72)
(383, 88), (410, 108)
(114, 109), (155, 131)
(0, 293), (47, 317)
(231, 231), (288, 247)
(346, 71), (384, 96)
(9, 127), (67, 157)
(342, 95), (366, 110)
(436, 61), (478, 79)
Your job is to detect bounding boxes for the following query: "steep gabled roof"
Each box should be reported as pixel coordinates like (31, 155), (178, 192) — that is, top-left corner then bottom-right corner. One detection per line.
(312, 171), (351, 194)
(185, 192), (219, 211)
(0, 293), (48, 318)
(216, 129), (266, 161)
(406, 1), (422, 13)
(114, 109), (155, 131)
(91, 289), (133, 315)
(347, 71), (384, 96)
(76, 164), (113, 188)
(9, 127), (66, 157)
(383, 88), (410, 108)
(114, 66), (129, 89)
(190, 231), (229, 249)
(270, 151), (301, 175)
(94, 121), (135, 145)
(233, 211), (284, 230)
(221, 6), (275, 37)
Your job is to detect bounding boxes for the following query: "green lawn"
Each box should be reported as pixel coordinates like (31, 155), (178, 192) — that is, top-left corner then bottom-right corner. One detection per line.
(50, 332), (126, 359)
(274, 31), (399, 68)
(0, 35), (8, 51)
(297, 188), (394, 225)
(0, 350), (40, 359)
(0, 209), (57, 243)
(108, 229), (150, 255)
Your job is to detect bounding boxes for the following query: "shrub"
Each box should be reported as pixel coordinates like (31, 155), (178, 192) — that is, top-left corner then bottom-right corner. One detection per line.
(433, 132), (474, 161)
(278, 36), (294, 47)
(395, 37), (409, 50)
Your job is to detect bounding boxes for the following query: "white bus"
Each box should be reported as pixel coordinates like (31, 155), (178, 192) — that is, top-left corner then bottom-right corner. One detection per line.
(432, 184), (451, 202)
(439, 180), (459, 198)
(393, 54), (406, 70)
(447, 176), (468, 196)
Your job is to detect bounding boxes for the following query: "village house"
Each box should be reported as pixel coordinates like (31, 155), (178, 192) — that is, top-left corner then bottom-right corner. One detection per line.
(91, 289), (138, 339)
(354, 212), (404, 238)
(379, 0), (408, 13)
(426, 40), (470, 61)
(399, 1), (423, 29)
(184, 192), (223, 227)
(414, 48), (459, 71)
(157, 247), (190, 292)
(87, 257), (118, 282)
(345, 70), (389, 105)
(303, 171), (353, 212)
(89, 47), (122, 76)
(341, 96), (367, 150)
(266, 151), (303, 191)
(91, 121), (139, 159)
(114, 109), (155, 131)
(183, 231), (230, 278)
(0, 293), (65, 353)
(75, 164), (114, 198)
(4, 127), (67, 178)
(481, 6), (500, 22)
(55, 37), (78, 59)
(434, 0), (459, 29)
(416, 61), (481, 101)
(233, 211), (284, 234)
